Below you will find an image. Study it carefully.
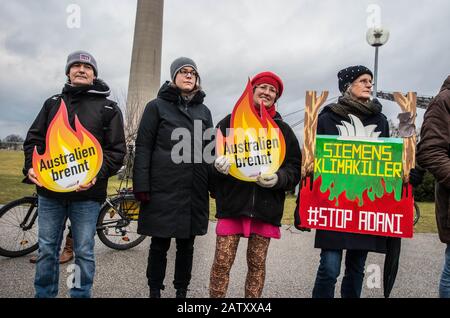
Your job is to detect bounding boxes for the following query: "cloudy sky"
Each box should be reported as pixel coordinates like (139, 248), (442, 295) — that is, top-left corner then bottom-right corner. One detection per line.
(1, 0), (449, 141)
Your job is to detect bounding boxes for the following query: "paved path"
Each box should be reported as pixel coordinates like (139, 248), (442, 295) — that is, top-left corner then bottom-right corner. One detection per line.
(0, 222), (445, 298)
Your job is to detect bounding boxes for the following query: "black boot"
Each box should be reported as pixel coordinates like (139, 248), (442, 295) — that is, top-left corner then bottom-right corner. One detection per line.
(176, 288), (187, 298)
(149, 288), (161, 298)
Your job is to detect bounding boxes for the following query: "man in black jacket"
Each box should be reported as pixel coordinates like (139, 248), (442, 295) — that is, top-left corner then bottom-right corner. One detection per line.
(23, 50), (126, 298)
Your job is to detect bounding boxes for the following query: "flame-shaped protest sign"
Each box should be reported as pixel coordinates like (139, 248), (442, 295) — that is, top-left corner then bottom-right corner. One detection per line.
(216, 80), (286, 182)
(32, 100), (103, 192)
(298, 91), (416, 238)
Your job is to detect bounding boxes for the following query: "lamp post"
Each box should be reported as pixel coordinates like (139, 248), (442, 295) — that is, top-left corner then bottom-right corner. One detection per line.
(366, 28), (390, 97)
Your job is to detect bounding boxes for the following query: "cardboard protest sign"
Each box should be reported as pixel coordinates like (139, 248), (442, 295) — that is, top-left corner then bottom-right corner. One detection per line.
(298, 91), (417, 238)
(215, 80), (286, 182)
(32, 100), (103, 192)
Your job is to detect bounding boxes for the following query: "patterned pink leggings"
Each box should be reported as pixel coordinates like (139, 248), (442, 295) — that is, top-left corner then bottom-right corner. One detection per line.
(209, 234), (271, 298)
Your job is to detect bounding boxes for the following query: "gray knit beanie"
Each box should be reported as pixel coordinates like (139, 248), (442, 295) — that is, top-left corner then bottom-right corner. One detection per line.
(170, 57), (198, 82)
(65, 50), (98, 76)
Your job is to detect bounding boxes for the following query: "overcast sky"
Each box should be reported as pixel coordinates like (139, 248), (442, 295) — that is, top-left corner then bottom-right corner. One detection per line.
(1, 0), (449, 141)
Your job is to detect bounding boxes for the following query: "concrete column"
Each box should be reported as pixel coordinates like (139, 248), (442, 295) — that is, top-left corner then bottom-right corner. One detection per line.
(126, 0), (164, 139)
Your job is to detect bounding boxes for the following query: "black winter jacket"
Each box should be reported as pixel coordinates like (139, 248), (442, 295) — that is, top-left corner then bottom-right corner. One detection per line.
(23, 79), (126, 202)
(312, 101), (389, 252)
(133, 82), (213, 239)
(212, 113), (301, 226)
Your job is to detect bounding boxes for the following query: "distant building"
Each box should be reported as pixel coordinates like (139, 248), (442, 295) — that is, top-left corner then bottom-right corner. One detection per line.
(0, 142), (23, 151)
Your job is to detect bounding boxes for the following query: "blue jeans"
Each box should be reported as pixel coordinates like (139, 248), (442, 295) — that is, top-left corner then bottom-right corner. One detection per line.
(440, 244), (450, 298)
(34, 196), (100, 298)
(312, 249), (368, 298)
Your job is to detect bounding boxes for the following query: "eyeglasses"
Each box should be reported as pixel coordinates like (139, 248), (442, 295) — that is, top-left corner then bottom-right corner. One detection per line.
(179, 69), (198, 77)
(256, 85), (277, 95)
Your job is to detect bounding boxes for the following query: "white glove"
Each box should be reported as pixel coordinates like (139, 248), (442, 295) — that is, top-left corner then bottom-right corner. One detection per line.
(214, 156), (231, 175)
(256, 174), (278, 188)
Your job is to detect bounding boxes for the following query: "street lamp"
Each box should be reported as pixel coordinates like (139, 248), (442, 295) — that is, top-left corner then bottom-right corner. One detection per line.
(366, 27), (390, 97)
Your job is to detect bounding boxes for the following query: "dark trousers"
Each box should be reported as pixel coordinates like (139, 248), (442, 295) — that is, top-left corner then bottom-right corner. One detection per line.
(312, 249), (368, 298)
(147, 236), (195, 290)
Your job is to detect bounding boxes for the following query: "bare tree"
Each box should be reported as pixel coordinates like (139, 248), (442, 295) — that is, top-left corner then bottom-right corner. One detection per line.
(1, 134), (24, 150)
(3, 134), (24, 143)
(111, 90), (145, 146)
(111, 90), (148, 180)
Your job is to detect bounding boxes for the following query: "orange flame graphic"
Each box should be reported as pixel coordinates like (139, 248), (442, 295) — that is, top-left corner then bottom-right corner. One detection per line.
(32, 100), (103, 192)
(216, 80), (286, 182)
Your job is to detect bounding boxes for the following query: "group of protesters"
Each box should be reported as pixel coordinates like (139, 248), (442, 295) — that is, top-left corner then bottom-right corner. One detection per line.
(23, 50), (450, 299)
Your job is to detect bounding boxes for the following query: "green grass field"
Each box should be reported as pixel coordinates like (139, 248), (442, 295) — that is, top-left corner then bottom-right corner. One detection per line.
(0, 150), (438, 233)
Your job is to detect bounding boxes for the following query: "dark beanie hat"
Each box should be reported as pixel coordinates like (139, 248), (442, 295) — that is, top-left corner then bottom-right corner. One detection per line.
(170, 57), (199, 82)
(65, 50), (98, 76)
(338, 65), (373, 93)
(251, 71), (284, 98)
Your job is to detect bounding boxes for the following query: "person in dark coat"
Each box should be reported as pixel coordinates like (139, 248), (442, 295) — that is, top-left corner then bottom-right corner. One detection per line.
(303, 66), (424, 298)
(417, 75), (450, 298)
(209, 72), (301, 298)
(133, 57), (213, 298)
(23, 50), (126, 298)
(310, 66), (389, 298)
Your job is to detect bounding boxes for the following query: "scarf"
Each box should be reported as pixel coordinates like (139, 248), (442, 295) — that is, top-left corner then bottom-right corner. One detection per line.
(255, 104), (277, 118)
(330, 93), (382, 120)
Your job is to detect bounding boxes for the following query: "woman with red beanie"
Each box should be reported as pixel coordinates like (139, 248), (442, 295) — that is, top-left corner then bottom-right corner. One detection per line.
(209, 71), (301, 297)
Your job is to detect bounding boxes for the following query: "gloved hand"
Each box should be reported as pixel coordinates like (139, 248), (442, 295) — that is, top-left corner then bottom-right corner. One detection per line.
(256, 174), (278, 188)
(134, 192), (150, 203)
(409, 168), (424, 187)
(214, 156), (231, 175)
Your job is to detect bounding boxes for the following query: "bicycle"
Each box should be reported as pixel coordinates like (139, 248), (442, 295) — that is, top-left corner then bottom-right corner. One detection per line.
(0, 144), (146, 258)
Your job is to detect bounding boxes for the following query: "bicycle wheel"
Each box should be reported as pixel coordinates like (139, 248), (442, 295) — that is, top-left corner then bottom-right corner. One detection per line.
(0, 196), (39, 257)
(96, 196), (146, 250)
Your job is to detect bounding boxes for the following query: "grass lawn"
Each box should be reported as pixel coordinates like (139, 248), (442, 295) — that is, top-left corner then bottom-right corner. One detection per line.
(0, 150), (438, 234)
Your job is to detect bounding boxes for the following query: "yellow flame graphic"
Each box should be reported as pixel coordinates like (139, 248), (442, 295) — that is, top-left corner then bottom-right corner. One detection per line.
(32, 100), (103, 192)
(216, 80), (286, 182)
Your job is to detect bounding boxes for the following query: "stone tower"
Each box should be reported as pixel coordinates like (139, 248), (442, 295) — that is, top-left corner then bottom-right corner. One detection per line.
(126, 0), (164, 139)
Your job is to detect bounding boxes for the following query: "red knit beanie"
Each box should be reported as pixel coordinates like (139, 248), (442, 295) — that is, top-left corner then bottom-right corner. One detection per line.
(251, 71), (284, 98)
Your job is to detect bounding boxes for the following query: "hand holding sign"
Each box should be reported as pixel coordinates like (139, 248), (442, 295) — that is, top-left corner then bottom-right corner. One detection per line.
(27, 168), (43, 187)
(214, 156), (231, 175)
(256, 173), (278, 188)
(76, 177), (97, 192)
